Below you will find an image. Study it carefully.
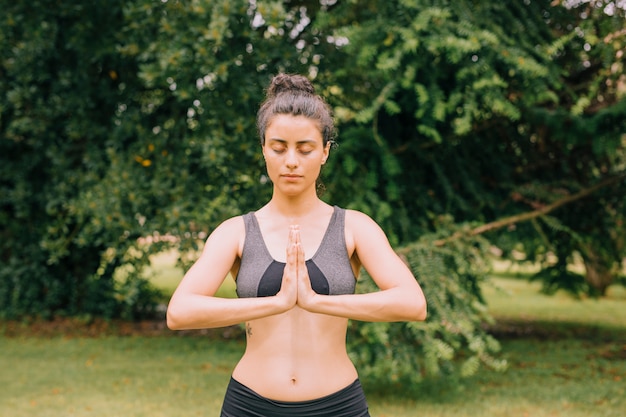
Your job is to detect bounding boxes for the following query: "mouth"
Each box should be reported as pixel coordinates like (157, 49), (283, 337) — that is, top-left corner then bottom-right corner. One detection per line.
(281, 174), (302, 181)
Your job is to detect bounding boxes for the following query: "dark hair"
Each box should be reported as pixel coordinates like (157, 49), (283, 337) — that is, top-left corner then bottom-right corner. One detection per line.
(257, 74), (336, 146)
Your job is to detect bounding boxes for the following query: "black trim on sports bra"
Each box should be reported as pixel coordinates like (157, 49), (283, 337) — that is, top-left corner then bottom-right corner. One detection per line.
(257, 259), (329, 297)
(236, 206), (356, 298)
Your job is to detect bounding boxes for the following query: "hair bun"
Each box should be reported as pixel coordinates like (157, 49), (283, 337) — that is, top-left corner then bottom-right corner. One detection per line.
(266, 73), (315, 98)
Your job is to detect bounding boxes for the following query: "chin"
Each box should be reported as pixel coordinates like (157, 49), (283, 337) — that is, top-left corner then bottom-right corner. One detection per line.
(279, 188), (303, 197)
(277, 184), (312, 196)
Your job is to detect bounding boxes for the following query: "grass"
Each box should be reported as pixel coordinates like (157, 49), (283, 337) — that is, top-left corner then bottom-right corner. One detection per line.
(144, 250), (236, 298)
(485, 274), (626, 329)
(3, 327), (624, 417)
(3, 254), (625, 417)
(1, 336), (244, 417)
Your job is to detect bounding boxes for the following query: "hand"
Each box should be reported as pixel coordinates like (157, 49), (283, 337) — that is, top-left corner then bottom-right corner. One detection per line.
(277, 225), (298, 310)
(293, 226), (316, 309)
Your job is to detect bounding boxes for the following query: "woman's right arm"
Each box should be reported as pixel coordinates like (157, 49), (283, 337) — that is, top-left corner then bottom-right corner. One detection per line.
(166, 217), (297, 330)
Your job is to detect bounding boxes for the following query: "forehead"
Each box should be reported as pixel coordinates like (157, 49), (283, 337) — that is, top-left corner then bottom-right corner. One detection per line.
(265, 114), (323, 142)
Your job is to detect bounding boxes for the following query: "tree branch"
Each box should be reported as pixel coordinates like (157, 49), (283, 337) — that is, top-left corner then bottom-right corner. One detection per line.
(433, 173), (626, 247)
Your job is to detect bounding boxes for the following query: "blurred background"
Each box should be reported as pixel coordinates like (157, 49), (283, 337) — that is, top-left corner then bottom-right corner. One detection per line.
(1, 1), (625, 416)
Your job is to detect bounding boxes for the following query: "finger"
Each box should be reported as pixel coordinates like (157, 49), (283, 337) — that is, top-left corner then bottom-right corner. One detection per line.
(288, 224), (296, 245)
(294, 232), (308, 279)
(297, 237), (305, 266)
(293, 224), (299, 244)
(291, 227), (301, 259)
(286, 225), (292, 253)
(286, 236), (297, 269)
(286, 225), (296, 255)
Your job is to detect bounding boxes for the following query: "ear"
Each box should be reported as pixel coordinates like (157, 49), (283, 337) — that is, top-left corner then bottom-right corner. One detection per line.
(321, 142), (330, 164)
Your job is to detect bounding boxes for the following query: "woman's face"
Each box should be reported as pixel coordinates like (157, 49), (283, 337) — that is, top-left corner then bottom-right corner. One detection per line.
(262, 114), (330, 197)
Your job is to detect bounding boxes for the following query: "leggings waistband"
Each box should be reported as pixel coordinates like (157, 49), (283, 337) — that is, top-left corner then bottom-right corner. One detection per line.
(220, 377), (370, 417)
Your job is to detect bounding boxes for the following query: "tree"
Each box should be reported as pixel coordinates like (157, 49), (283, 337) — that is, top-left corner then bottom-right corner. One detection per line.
(305, 0), (626, 385)
(313, 0), (626, 295)
(0, 0), (306, 318)
(1, 1), (140, 318)
(2, 0), (624, 388)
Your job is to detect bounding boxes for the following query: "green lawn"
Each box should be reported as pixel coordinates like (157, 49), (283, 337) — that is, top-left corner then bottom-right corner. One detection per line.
(1, 335), (243, 417)
(3, 325), (624, 417)
(144, 250), (236, 299)
(484, 275), (626, 329)
(3, 257), (625, 417)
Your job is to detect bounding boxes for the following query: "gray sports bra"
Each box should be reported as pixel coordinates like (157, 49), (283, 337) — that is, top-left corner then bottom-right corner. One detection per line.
(235, 206), (357, 298)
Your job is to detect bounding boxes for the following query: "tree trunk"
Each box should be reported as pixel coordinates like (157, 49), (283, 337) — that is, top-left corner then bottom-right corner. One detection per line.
(580, 247), (616, 296)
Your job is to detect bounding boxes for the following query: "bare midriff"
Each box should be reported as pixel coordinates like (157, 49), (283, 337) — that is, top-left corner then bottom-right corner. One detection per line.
(231, 305), (358, 402)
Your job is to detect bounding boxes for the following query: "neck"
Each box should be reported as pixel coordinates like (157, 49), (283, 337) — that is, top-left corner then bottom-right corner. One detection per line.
(267, 189), (323, 219)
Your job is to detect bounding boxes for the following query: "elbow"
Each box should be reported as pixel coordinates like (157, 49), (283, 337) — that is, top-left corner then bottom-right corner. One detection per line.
(391, 287), (427, 322)
(416, 301), (427, 321)
(166, 314), (179, 331)
(392, 296), (427, 322)
(410, 296), (427, 322)
(166, 303), (185, 330)
(401, 291), (428, 321)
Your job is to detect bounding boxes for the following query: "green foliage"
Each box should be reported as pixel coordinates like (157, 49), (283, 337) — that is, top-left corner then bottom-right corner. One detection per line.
(0, 0), (311, 318)
(315, 0), (626, 296)
(1, 0), (625, 388)
(0, 0), (146, 318)
(314, 0), (626, 382)
(349, 220), (507, 385)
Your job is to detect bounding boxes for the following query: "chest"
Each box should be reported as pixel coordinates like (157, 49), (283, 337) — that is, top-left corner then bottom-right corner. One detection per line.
(235, 208), (359, 298)
(258, 220), (331, 262)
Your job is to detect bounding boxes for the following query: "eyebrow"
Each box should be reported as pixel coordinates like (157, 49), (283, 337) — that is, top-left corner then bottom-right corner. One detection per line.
(267, 138), (317, 145)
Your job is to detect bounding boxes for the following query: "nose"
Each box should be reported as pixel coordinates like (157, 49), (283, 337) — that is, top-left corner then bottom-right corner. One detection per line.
(285, 149), (298, 168)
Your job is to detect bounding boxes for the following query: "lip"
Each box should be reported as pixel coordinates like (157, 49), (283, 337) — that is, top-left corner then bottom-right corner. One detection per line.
(281, 174), (303, 181)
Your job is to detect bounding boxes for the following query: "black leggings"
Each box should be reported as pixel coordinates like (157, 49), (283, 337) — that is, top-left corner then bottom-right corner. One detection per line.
(220, 377), (371, 417)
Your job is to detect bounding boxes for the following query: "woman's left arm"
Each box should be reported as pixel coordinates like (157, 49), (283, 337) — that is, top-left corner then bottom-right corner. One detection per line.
(297, 210), (427, 322)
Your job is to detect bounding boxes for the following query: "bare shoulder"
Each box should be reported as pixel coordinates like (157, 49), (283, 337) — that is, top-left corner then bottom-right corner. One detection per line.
(344, 209), (385, 236)
(343, 209), (390, 255)
(202, 215), (246, 256)
(214, 214), (245, 234)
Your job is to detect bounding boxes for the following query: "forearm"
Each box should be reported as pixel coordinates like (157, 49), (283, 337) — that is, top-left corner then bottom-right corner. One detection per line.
(166, 293), (288, 330)
(303, 287), (427, 322)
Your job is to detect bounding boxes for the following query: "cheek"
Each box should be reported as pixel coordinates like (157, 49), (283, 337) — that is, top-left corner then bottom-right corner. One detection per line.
(306, 159), (323, 177)
(263, 155), (281, 176)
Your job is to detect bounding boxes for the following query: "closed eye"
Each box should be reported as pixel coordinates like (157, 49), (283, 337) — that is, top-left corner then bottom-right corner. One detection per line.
(271, 145), (286, 154)
(298, 145), (314, 154)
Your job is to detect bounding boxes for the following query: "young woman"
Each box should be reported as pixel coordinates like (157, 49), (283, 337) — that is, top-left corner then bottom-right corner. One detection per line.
(167, 73), (427, 417)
